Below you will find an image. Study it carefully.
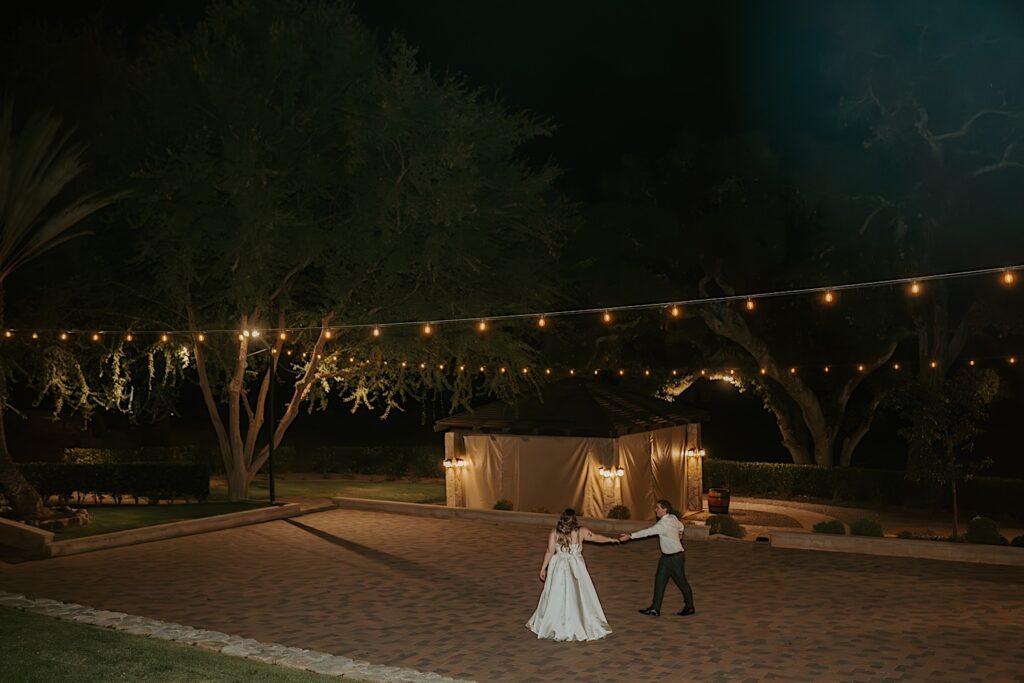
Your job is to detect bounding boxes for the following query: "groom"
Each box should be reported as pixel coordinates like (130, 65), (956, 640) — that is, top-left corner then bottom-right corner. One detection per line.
(619, 499), (695, 617)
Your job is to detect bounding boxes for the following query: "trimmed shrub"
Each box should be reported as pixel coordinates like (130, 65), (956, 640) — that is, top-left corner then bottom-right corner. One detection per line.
(1011, 535), (1024, 548)
(703, 460), (1024, 519)
(813, 519), (846, 535)
(493, 499), (513, 511)
(706, 514), (745, 538)
(965, 516), (1002, 545)
(896, 530), (915, 539)
(850, 518), (884, 537)
(18, 463), (210, 504)
(607, 505), (631, 520)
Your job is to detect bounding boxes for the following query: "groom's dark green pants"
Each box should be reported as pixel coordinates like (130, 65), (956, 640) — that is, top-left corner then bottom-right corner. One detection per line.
(652, 551), (694, 611)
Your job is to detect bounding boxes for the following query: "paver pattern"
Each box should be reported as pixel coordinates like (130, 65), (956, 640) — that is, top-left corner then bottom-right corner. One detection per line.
(1, 509), (1022, 682)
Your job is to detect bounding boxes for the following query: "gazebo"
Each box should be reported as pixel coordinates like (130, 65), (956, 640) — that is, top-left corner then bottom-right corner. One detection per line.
(434, 379), (708, 520)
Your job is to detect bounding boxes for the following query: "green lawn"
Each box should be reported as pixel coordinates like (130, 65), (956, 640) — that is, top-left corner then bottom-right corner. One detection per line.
(55, 502), (269, 540)
(212, 478), (446, 504)
(0, 607), (356, 682)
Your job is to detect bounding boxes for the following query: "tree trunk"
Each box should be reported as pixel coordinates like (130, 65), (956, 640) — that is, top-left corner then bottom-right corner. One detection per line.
(191, 310), (331, 501)
(0, 407), (47, 519)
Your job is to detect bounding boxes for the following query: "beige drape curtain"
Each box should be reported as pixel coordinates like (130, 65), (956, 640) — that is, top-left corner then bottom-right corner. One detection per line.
(446, 425), (699, 520)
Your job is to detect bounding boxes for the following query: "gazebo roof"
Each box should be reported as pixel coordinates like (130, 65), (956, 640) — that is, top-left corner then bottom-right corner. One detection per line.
(434, 378), (707, 438)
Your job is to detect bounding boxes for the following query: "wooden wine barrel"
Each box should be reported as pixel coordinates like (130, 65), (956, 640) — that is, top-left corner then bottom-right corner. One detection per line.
(707, 488), (731, 514)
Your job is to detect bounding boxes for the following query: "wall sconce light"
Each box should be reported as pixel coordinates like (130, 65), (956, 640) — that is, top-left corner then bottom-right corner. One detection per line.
(599, 466), (625, 478)
(685, 448), (707, 458)
(444, 458), (466, 469)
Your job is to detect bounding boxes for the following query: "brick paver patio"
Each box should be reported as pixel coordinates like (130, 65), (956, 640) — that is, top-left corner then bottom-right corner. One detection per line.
(1, 509), (1022, 682)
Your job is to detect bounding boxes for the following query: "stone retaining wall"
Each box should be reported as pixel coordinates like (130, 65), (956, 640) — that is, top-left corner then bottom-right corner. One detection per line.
(769, 530), (1024, 566)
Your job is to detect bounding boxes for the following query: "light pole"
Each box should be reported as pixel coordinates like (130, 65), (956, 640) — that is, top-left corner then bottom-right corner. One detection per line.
(267, 349), (277, 504)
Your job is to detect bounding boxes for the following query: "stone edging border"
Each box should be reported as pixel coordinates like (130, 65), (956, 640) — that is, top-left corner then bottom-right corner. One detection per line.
(1, 503), (305, 560)
(330, 497), (711, 540)
(769, 530), (1024, 566)
(0, 591), (474, 683)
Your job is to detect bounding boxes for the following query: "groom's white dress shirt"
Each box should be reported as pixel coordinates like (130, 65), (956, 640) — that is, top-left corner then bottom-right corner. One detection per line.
(630, 513), (684, 554)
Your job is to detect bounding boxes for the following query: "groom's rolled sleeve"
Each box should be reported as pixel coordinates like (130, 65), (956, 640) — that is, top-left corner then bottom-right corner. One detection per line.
(630, 518), (667, 539)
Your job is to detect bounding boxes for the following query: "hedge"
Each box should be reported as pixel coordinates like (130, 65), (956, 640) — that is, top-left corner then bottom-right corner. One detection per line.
(61, 445), (445, 479)
(703, 460), (1024, 520)
(17, 463), (210, 504)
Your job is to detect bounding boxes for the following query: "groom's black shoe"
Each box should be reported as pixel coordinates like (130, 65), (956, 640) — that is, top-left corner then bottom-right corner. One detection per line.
(677, 606), (695, 616)
(638, 607), (660, 617)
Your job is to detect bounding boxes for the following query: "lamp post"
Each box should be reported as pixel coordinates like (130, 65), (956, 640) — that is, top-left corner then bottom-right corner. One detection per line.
(267, 350), (277, 504)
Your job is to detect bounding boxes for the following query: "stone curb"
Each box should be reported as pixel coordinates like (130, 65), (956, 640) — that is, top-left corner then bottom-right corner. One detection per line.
(330, 497), (711, 540)
(769, 530), (1024, 566)
(0, 590), (474, 683)
(43, 503), (304, 559)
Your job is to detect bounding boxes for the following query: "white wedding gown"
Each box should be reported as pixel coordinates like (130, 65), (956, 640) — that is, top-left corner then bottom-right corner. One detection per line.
(526, 538), (612, 641)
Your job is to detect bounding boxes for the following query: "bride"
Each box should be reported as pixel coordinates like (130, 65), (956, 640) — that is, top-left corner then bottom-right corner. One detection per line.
(526, 508), (620, 641)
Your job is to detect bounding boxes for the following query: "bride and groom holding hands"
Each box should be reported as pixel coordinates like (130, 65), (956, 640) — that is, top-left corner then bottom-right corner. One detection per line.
(526, 499), (696, 642)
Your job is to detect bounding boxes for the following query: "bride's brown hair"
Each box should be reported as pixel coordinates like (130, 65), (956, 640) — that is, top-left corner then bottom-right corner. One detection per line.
(556, 508), (580, 551)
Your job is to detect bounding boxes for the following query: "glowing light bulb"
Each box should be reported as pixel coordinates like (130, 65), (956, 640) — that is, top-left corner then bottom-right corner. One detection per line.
(1003, 270), (1016, 285)
(569, 369), (575, 375)
(161, 334), (169, 343)
(602, 311), (612, 324)
(420, 362), (426, 369)
(459, 365), (465, 372)
(969, 359), (976, 366)
(238, 334), (244, 341)
(324, 329), (332, 339)
(670, 305), (681, 318)
(59, 332), (68, 341)
(401, 361), (407, 368)
(91, 332), (100, 342)
(522, 367), (528, 374)
(824, 366), (831, 373)
(31, 332), (38, 340)
(893, 363), (900, 370)
(824, 290), (835, 304)
(594, 369), (599, 375)
(745, 298), (755, 311)
(672, 369), (678, 376)
(279, 332), (287, 340)
(251, 330), (260, 338)
(500, 367), (507, 374)
(538, 316), (547, 328)
(423, 324), (432, 335)
(644, 369), (650, 376)
(197, 333), (205, 342)
(3, 330), (11, 338)
(125, 333), (133, 342)
(910, 281), (922, 296)
(789, 367), (796, 375)
(478, 320), (488, 332)
(372, 327), (380, 338)
(618, 369), (625, 376)
(760, 368), (767, 375)
(1010, 357), (1018, 365)
(242, 330), (250, 337)
(929, 360), (938, 369)
(857, 364), (865, 372)
(479, 366), (485, 372)
(545, 368), (552, 375)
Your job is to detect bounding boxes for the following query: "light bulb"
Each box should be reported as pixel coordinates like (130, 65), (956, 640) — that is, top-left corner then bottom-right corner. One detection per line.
(324, 329), (332, 339)
(745, 298), (755, 311)
(197, 333), (205, 342)
(372, 327), (380, 338)
(545, 368), (552, 375)
(251, 330), (260, 338)
(538, 316), (547, 328)
(125, 333), (133, 342)
(969, 359), (976, 366)
(618, 369), (625, 376)
(670, 305), (681, 318)
(478, 320), (488, 332)
(857, 364), (865, 372)
(893, 363), (900, 370)
(279, 331), (287, 340)
(161, 334), (169, 343)
(569, 369), (575, 375)
(59, 332), (68, 341)
(31, 332), (38, 340)
(929, 360), (938, 368)
(522, 367), (528, 374)
(789, 367), (796, 375)
(1003, 270), (1015, 285)
(1010, 357), (1018, 365)
(760, 367), (767, 375)
(910, 281), (922, 295)
(423, 324), (432, 335)
(602, 311), (612, 324)
(824, 366), (831, 373)
(92, 333), (100, 342)
(3, 330), (11, 338)
(824, 290), (834, 304)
